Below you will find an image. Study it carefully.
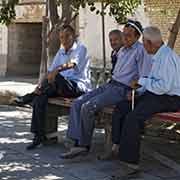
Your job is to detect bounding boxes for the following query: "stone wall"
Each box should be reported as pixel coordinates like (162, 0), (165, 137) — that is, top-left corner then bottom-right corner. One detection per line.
(7, 23), (42, 76)
(0, 25), (8, 77)
(144, 0), (180, 55)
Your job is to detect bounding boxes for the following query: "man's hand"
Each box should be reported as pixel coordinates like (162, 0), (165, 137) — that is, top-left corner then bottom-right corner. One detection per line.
(47, 69), (58, 84)
(127, 90), (139, 101)
(130, 80), (141, 89)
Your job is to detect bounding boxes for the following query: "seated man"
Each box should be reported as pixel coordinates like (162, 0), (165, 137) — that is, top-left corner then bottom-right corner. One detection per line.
(60, 20), (152, 158)
(109, 29), (123, 74)
(111, 26), (180, 177)
(16, 25), (91, 150)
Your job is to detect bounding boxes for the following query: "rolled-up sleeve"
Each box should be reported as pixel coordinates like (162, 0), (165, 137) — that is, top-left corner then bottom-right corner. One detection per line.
(48, 49), (61, 72)
(70, 45), (87, 71)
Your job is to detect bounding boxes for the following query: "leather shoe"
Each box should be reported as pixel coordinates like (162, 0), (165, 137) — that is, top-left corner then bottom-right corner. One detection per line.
(26, 135), (46, 150)
(60, 147), (89, 159)
(14, 93), (34, 106)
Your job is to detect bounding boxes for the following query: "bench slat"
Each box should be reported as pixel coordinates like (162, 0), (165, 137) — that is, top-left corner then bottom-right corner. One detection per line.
(48, 97), (180, 122)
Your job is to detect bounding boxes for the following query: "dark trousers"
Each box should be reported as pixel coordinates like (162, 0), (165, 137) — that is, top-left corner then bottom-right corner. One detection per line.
(23, 74), (84, 136)
(112, 91), (180, 164)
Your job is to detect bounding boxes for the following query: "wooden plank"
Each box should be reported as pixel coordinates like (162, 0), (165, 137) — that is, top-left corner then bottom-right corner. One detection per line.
(48, 97), (180, 122)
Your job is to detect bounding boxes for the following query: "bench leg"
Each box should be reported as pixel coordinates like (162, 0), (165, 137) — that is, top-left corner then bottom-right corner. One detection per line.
(98, 123), (113, 160)
(104, 123), (112, 154)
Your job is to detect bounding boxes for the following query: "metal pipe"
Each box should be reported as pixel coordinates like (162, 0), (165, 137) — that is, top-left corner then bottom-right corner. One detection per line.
(101, 1), (106, 70)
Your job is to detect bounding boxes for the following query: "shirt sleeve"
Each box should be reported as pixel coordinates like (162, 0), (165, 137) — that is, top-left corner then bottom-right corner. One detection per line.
(70, 44), (88, 71)
(48, 49), (61, 72)
(138, 54), (175, 95)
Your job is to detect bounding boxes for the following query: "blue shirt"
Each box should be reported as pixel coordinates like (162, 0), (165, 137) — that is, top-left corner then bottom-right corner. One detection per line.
(138, 44), (180, 96)
(112, 41), (152, 86)
(48, 41), (91, 92)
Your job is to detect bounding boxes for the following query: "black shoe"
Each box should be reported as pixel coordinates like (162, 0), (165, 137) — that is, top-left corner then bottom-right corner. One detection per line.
(26, 135), (44, 150)
(14, 93), (34, 106)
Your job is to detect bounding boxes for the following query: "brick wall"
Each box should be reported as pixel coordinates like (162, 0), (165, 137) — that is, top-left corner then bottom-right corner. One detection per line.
(144, 0), (180, 55)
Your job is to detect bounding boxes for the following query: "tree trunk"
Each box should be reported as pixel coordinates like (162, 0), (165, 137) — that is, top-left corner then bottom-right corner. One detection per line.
(61, 0), (73, 24)
(47, 0), (60, 67)
(39, 16), (48, 84)
(168, 8), (180, 49)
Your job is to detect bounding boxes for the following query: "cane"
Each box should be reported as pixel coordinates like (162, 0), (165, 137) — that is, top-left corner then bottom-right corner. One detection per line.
(131, 89), (135, 110)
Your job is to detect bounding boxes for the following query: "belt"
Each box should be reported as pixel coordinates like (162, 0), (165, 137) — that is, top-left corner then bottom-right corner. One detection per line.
(109, 79), (131, 90)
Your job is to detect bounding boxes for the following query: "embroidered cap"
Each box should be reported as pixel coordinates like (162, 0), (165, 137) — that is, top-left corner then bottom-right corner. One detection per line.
(126, 20), (143, 35)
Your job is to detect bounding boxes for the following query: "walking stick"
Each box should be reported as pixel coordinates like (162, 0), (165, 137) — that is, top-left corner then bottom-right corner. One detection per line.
(131, 89), (135, 110)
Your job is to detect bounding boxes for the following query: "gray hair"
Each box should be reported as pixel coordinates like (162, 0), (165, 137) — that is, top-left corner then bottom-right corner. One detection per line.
(143, 26), (162, 43)
(109, 29), (122, 37)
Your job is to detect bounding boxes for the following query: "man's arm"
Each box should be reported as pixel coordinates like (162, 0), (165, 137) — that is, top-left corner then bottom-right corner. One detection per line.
(47, 62), (76, 84)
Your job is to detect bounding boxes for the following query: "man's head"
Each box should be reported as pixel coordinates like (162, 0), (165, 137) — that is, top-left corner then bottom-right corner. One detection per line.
(59, 25), (76, 51)
(109, 29), (123, 51)
(143, 26), (163, 54)
(123, 20), (143, 48)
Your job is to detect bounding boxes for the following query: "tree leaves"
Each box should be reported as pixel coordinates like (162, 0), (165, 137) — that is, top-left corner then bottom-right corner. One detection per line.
(0, 0), (141, 25)
(0, 0), (19, 25)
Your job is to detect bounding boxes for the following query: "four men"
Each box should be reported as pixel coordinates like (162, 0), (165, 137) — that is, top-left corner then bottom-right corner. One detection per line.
(14, 20), (180, 173)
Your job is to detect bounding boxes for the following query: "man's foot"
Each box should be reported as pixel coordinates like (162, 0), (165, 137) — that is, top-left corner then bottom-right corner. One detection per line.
(111, 162), (140, 180)
(26, 135), (46, 150)
(14, 93), (34, 106)
(97, 144), (119, 160)
(60, 147), (89, 159)
(13, 96), (25, 106)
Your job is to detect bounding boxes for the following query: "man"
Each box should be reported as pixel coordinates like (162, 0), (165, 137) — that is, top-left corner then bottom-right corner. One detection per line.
(111, 26), (180, 177)
(109, 29), (123, 74)
(60, 20), (152, 158)
(16, 25), (91, 150)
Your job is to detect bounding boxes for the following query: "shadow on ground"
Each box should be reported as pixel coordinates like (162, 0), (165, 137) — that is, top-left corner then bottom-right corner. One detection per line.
(0, 105), (180, 180)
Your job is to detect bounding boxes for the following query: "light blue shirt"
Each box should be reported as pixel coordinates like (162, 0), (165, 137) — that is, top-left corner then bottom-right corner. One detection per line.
(48, 41), (91, 92)
(112, 41), (152, 86)
(138, 44), (180, 96)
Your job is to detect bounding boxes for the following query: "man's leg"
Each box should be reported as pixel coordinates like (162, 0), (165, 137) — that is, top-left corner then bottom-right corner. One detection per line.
(27, 81), (58, 150)
(119, 92), (180, 165)
(67, 83), (109, 142)
(27, 94), (49, 150)
(112, 100), (131, 145)
(54, 74), (84, 98)
(61, 84), (110, 158)
(61, 83), (129, 158)
(77, 83), (129, 147)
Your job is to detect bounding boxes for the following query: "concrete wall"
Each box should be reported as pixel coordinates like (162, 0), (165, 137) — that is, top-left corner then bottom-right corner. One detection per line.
(7, 23), (42, 76)
(0, 25), (8, 77)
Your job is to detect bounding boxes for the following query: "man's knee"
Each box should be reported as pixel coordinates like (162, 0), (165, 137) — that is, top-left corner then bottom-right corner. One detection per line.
(81, 100), (97, 117)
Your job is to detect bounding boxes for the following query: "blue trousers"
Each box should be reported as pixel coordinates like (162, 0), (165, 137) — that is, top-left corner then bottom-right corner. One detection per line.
(67, 80), (131, 146)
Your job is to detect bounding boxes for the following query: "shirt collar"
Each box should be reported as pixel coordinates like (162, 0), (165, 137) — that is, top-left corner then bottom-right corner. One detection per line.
(152, 44), (166, 61)
(61, 41), (78, 55)
(122, 41), (139, 51)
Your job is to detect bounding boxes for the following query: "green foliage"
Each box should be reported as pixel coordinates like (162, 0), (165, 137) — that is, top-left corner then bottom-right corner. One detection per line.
(0, 0), (19, 25)
(0, 0), (141, 25)
(70, 0), (141, 24)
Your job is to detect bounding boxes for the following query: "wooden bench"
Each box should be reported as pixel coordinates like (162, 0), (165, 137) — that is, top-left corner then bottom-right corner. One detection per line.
(44, 96), (180, 154)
